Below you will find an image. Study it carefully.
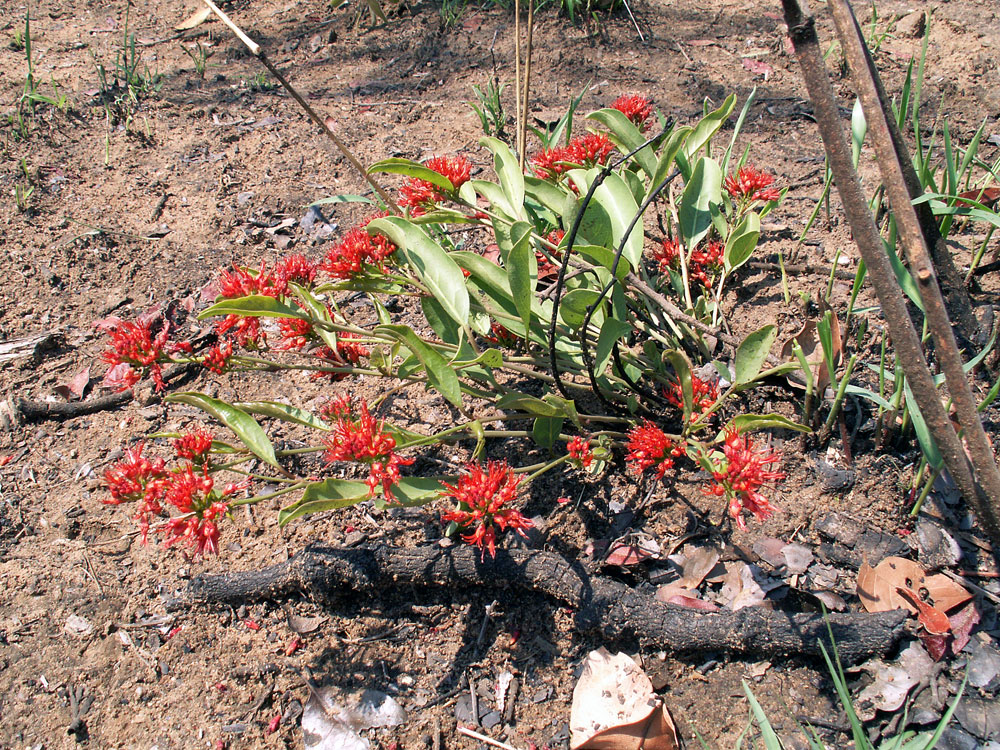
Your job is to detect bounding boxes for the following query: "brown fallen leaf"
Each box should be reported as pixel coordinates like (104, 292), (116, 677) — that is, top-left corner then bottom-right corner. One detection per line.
(856, 556), (972, 616)
(605, 537), (660, 567)
(570, 649), (679, 750)
(896, 587), (951, 635)
(741, 58), (774, 80)
(955, 187), (1000, 209)
(779, 303), (842, 392)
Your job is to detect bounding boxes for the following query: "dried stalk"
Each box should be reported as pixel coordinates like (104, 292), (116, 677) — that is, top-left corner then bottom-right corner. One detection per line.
(518, 0), (534, 166)
(514, 0), (522, 166)
(826, 0), (1000, 539)
(199, 0), (399, 213)
(780, 0), (1000, 553)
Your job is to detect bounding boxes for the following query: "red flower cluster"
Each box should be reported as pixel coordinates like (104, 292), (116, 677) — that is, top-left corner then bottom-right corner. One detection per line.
(321, 219), (399, 280)
(160, 464), (244, 556)
(724, 165), (781, 204)
(664, 374), (719, 419)
(440, 460), (533, 559)
(277, 316), (315, 351)
(707, 427), (784, 530)
(567, 436), (593, 469)
(311, 332), (370, 380)
(612, 94), (654, 132)
(322, 398), (413, 500)
(104, 438), (245, 555)
(536, 229), (566, 280)
(202, 339), (234, 374)
(100, 318), (173, 392)
(399, 155), (472, 214)
(531, 133), (616, 181)
(626, 421), (685, 479)
(215, 259), (314, 348)
(484, 320), (521, 348)
(651, 238), (723, 289)
(173, 428), (214, 462)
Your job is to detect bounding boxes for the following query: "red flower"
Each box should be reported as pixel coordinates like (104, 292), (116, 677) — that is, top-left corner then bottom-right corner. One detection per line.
(159, 465), (246, 556)
(399, 155), (472, 213)
(322, 399), (413, 501)
(440, 460), (533, 559)
(100, 318), (172, 392)
(320, 394), (353, 422)
(162, 500), (230, 556)
(664, 374), (719, 419)
(569, 132), (615, 166)
(321, 223), (399, 279)
(274, 254), (317, 291)
(103, 442), (168, 542)
(567, 436), (593, 469)
(651, 238), (681, 273)
(651, 238), (722, 289)
(277, 316), (315, 351)
(311, 332), (370, 380)
(104, 442), (167, 506)
(707, 427), (784, 530)
(612, 94), (654, 132)
(626, 421), (684, 479)
(202, 338), (234, 374)
(173, 428), (214, 462)
(483, 320), (520, 348)
(724, 165), (781, 204)
(531, 133), (615, 181)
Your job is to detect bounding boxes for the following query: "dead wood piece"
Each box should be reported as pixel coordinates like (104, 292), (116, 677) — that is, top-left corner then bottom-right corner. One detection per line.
(15, 391), (133, 421)
(173, 544), (907, 665)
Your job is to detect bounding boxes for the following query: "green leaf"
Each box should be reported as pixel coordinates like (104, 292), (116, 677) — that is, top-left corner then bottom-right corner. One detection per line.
(367, 157), (455, 192)
(278, 479), (370, 526)
(369, 216), (470, 326)
(376, 324), (463, 408)
(574, 244), (631, 279)
(289, 283), (339, 350)
(683, 94), (736, 161)
(507, 221), (536, 334)
(586, 108), (656, 177)
(903, 379), (943, 469)
(421, 296), (463, 345)
(734, 325), (777, 385)
(480, 136), (525, 218)
(235, 401), (330, 431)
(592, 172), (645, 269)
(665, 350), (695, 423)
(559, 288), (602, 329)
(469, 179), (516, 219)
(165, 392), (280, 469)
(387, 476), (448, 508)
(724, 211), (761, 271)
(719, 414), (810, 440)
(742, 681), (784, 750)
(678, 157), (723, 249)
(495, 393), (565, 417)
(524, 175), (568, 214)
(532, 416), (564, 449)
(647, 126), (692, 201)
(309, 194), (375, 207)
(198, 295), (305, 321)
(595, 317), (632, 377)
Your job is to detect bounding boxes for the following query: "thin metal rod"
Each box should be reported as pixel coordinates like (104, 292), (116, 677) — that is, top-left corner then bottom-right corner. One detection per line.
(200, 0), (399, 213)
(781, 0), (1000, 553)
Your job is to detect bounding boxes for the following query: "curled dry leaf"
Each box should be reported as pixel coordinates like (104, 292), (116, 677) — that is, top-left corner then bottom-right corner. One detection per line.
(569, 649), (679, 750)
(655, 546), (720, 602)
(856, 557), (972, 616)
(779, 303), (842, 392)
